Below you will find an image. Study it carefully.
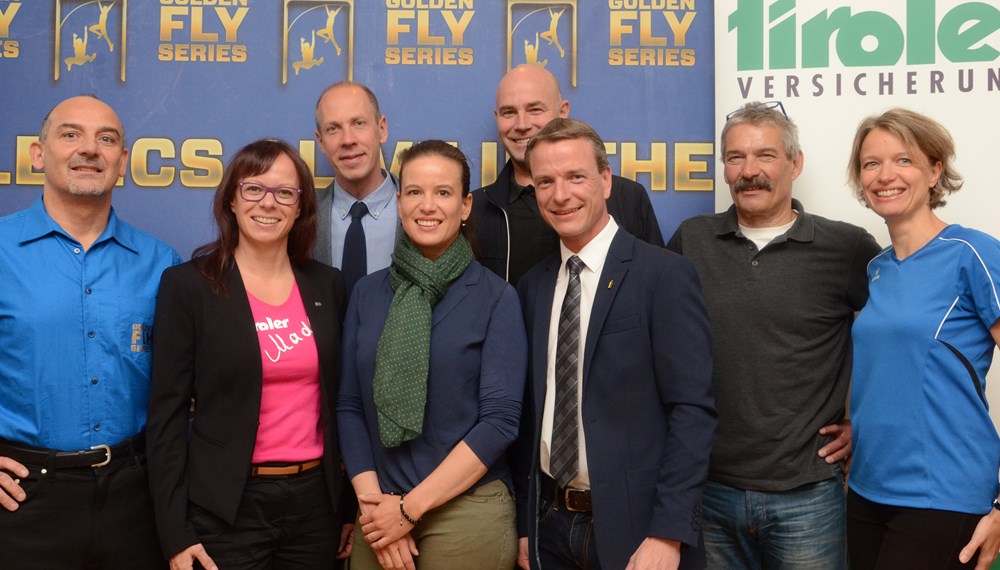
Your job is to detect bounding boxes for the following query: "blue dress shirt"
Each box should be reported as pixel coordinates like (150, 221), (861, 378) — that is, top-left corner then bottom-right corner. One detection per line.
(0, 197), (181, 451)
(329, 171), (398, 275)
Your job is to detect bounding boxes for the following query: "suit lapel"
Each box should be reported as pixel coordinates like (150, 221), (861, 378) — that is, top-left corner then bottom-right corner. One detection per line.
(224, 263), (265, 399)
(582, 230), (632, 384)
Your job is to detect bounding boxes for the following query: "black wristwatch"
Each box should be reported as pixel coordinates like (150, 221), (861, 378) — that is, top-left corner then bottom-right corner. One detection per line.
(992, 499), (1000, 513)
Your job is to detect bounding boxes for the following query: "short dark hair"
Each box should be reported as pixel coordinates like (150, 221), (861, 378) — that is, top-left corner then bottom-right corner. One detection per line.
(193, 139), (317, 294)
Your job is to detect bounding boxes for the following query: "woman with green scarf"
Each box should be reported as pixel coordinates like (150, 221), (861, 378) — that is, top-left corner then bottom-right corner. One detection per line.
(338, 140), (527, 569)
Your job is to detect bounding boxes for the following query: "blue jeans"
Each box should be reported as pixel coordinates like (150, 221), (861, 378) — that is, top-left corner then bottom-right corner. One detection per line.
(702, 477), (847, 570)
(537, 492), (603, 569)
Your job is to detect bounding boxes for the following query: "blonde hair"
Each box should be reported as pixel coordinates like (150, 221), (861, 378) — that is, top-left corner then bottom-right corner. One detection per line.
(847, 108), (962, 209)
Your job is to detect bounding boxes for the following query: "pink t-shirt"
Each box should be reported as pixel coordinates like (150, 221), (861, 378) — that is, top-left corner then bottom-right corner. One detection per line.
(247, 281), (324, 463)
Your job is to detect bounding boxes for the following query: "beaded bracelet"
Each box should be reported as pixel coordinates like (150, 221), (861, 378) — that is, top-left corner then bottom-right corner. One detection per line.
(399, 494), (422, 527)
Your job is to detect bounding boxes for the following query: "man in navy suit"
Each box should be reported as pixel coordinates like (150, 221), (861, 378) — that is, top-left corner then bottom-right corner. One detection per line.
(514, 118), (716, 570)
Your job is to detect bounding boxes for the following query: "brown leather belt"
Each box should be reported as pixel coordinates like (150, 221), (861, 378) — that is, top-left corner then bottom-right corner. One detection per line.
(250, 459), (321, 477)
(541, 473), (592, 512)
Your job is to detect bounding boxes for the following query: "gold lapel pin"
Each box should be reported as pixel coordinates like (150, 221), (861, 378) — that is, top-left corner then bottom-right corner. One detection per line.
(607, 280), (614, 289)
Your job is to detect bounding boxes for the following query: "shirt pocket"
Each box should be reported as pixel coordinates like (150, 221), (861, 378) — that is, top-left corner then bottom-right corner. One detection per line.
(119, 296), (155, 366)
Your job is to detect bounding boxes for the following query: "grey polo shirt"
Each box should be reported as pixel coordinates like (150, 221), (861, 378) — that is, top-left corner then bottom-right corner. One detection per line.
(667, 199), (881, 491)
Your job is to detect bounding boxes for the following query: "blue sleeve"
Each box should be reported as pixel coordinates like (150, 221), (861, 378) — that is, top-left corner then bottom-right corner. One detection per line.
(647, 255), (717, 545)
(962, 232), (1000, 329)
(336, 291), (377, 479)
(461, 284), (528, 467)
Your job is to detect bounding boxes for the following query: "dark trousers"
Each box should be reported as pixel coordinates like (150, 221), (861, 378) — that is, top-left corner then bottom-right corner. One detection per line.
(847, 489), (980, 570)
(537, 491), (603, 569)
(0, 454), (166, 569)
(189, 467), (338, 570)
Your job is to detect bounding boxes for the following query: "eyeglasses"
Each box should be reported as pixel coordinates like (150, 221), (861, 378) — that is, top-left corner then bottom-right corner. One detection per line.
(726, 101), (788, 121)
(237, 182), (302, 206)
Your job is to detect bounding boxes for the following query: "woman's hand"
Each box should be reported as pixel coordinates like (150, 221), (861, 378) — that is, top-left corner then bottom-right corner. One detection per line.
(337, 522), (354, 559)
(372, 534), (420, 570)
(169, 543), (217, 570)
(358, 493), (416, 548)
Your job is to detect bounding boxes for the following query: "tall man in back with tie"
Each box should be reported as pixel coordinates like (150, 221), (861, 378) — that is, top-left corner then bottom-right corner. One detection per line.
(0, 95), (180, 567)
(514, 118), (716, 569)
(313, 82), (398, 297)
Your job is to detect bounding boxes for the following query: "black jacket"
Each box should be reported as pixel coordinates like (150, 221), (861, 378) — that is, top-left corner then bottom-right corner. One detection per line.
(147, 259), (351, 559)
(471, 161), (665, 284)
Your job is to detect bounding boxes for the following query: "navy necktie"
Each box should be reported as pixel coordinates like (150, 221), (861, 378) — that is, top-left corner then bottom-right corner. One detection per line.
(342, 201), (369, 298)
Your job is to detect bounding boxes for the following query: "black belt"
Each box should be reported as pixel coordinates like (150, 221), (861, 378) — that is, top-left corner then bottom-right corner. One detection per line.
(0, 433), (145, 469)
(541, 473), (592, 512)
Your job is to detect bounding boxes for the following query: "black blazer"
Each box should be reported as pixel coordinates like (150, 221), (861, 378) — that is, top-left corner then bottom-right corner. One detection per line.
(147, 258), (348, 559)
(514, 229), (716, 569)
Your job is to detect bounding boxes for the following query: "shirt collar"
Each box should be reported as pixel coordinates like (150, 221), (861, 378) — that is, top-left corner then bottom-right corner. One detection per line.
(559, 216), (619, 276)
(18, 196), (137, 252)
(717, 198), (814, 243)
(508, 180), (533, 204)
(333, 170), (397, 221)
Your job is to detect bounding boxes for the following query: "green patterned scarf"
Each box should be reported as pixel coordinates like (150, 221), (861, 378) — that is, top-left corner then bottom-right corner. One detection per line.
(373, 233), (474, 448)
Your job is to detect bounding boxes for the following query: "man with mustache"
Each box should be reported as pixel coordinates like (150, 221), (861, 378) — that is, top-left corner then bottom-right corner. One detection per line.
(0, 95), (180, 567)
(667, 102), (880, 569)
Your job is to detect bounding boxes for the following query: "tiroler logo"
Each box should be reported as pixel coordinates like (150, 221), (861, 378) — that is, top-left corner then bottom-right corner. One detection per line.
(506, 1), (577, 86)
(729, 0), (999, 71)
(55, 0), (127, 80)
(727, 0), (1000, 99)
(283, 0), (353, 84)
(0, 0), (21, 60)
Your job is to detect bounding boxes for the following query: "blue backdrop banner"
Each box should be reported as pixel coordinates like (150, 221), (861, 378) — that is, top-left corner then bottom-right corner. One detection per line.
(1, 0), (715, 258)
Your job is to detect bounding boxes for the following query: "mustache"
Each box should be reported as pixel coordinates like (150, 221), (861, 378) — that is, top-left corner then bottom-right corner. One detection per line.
(68, 157), (106, 171)
(733, 175), (772, 193)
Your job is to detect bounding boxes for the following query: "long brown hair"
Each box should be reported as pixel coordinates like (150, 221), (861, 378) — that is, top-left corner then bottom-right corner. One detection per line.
(193, 139), (317, 294)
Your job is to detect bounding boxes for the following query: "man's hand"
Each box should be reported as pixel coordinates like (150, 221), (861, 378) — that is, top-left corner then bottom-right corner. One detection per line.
(959, 508), (1000, 570)
(0, 457), (28, 512)
(625, 537), (681, 570)
(372, 534), (419, 570)
(169, 543), (217, 570)
(818, 420), (852, 471)
(517, 537), (530, 569)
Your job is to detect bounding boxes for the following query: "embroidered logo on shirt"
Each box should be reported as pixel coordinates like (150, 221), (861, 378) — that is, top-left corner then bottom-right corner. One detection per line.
(131, 323), (152, 353)
(872, 268), (880, 283)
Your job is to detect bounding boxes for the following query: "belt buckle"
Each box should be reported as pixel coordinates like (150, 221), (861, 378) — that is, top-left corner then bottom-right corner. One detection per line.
(89, 444), (111, 467)
(563, 487), (587, 512)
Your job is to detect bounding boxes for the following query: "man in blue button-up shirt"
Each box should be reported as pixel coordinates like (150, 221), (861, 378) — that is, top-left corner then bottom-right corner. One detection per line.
(0, 95), (180, 568)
